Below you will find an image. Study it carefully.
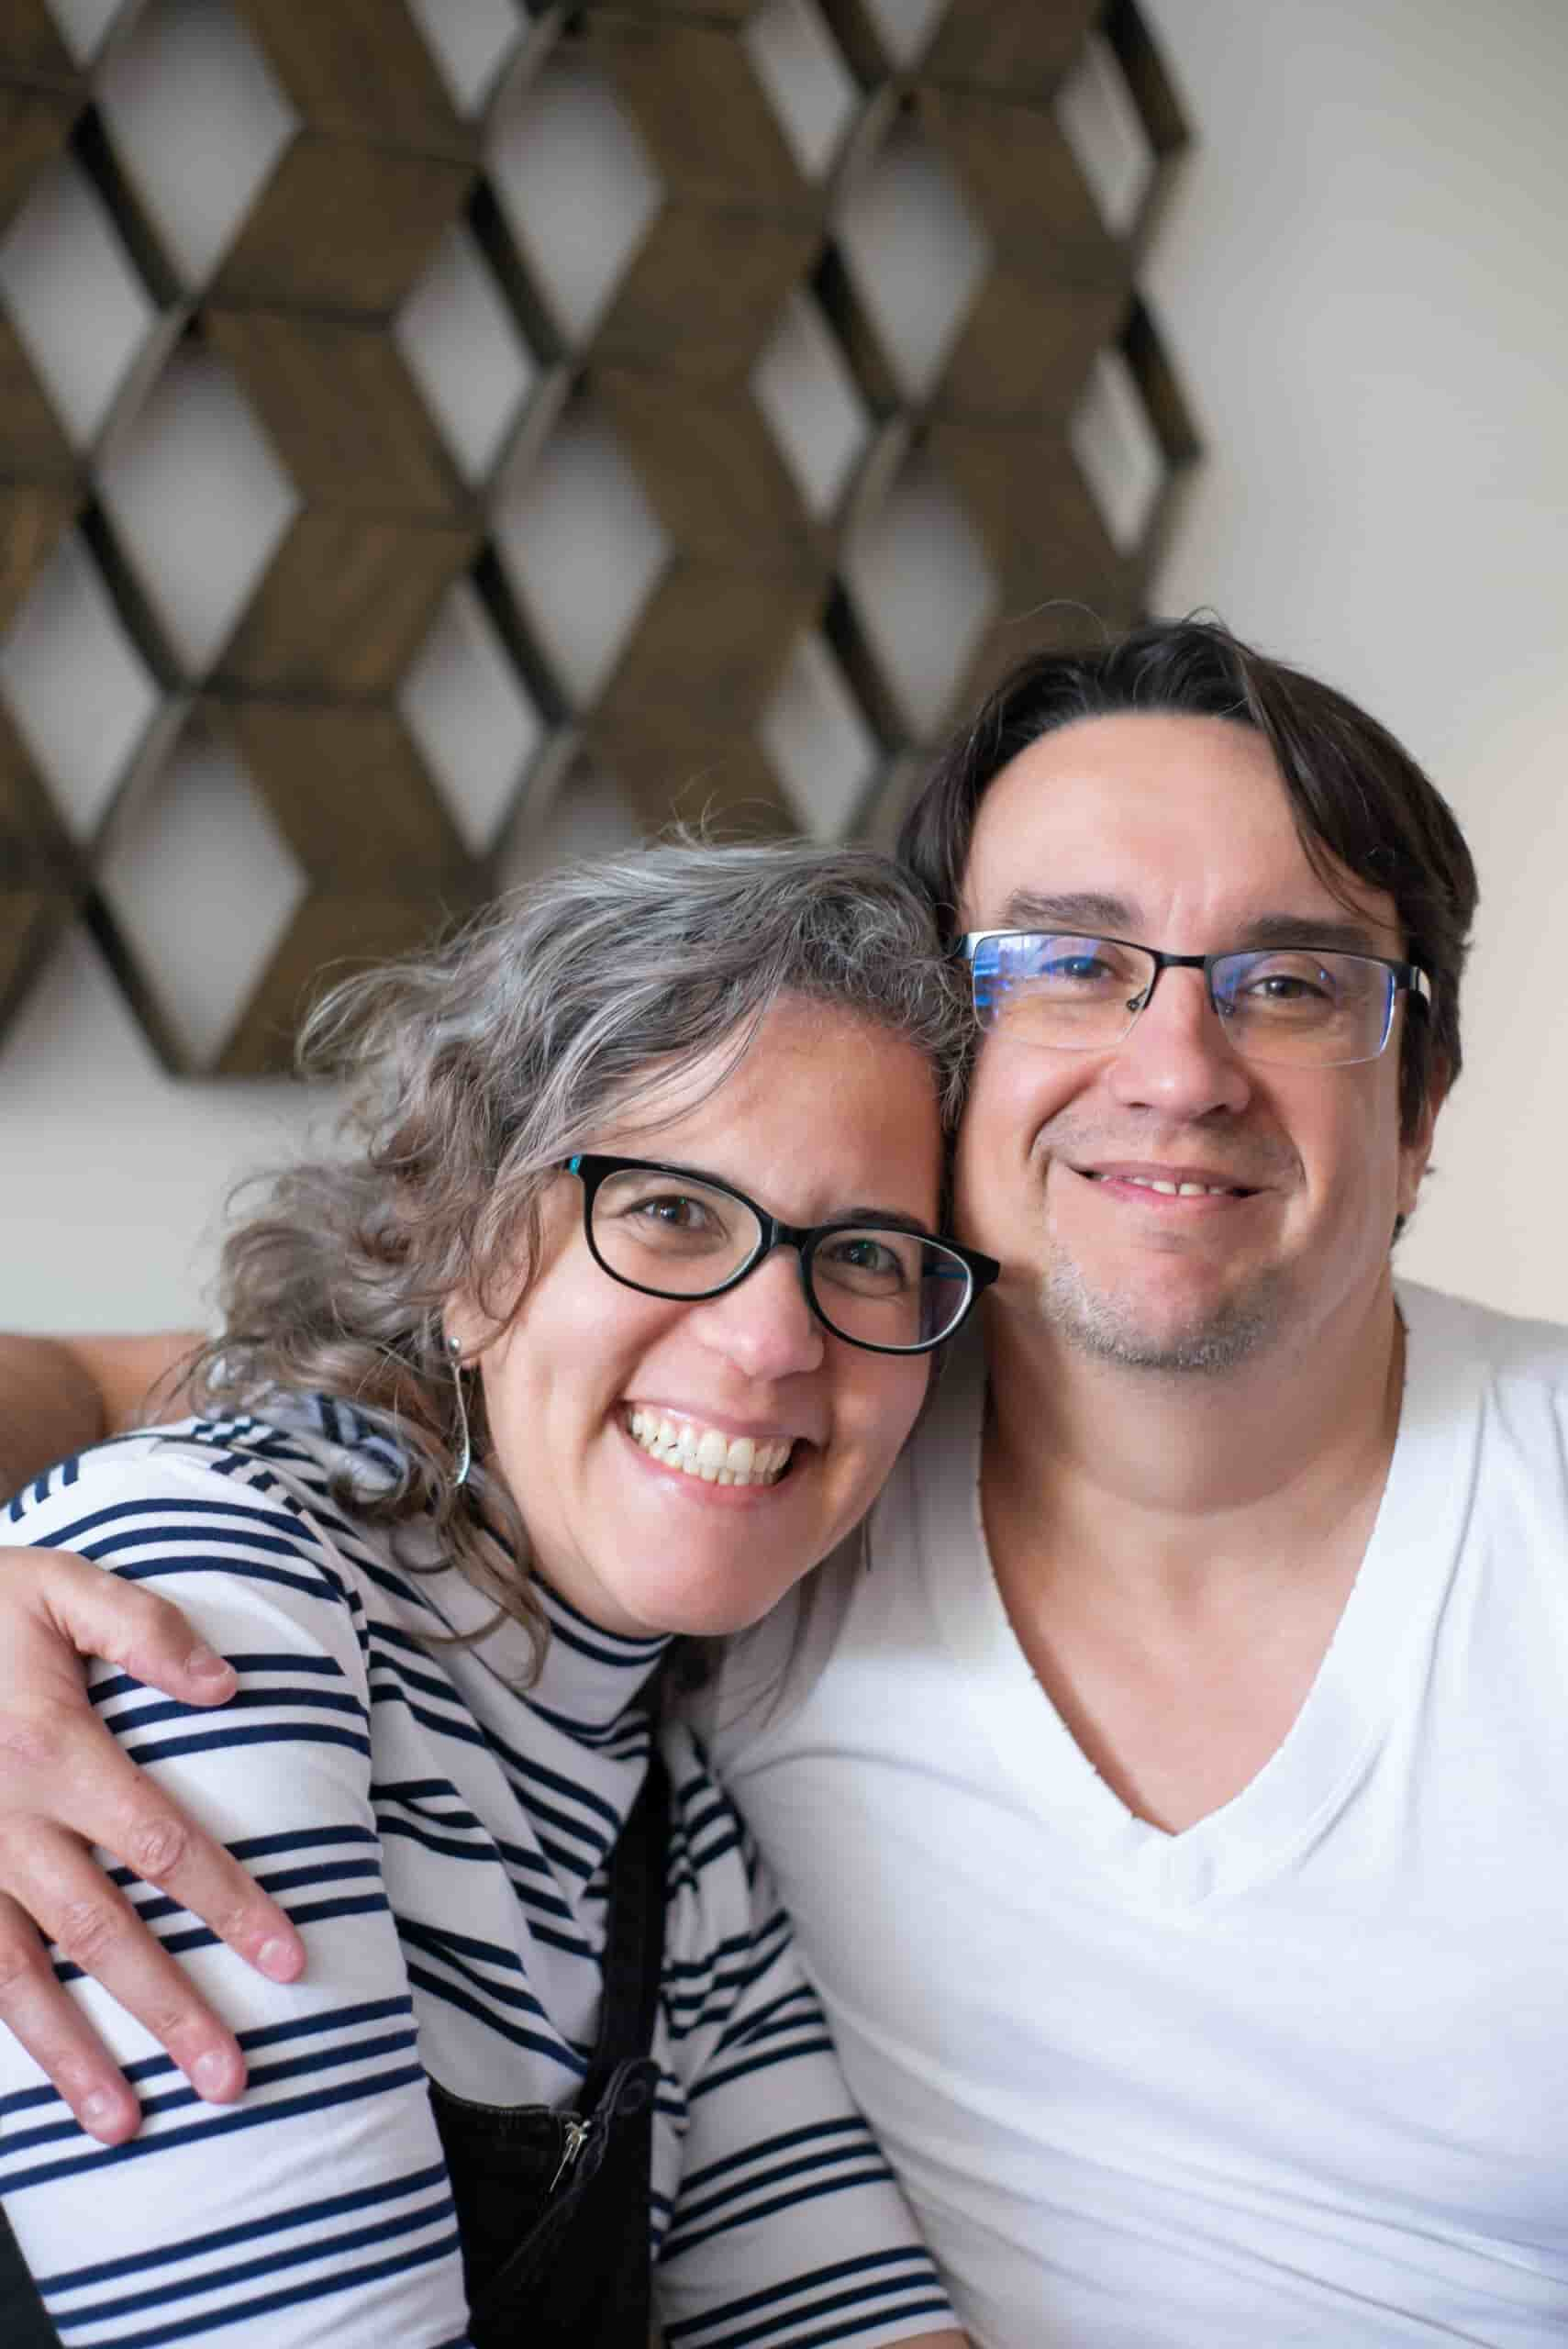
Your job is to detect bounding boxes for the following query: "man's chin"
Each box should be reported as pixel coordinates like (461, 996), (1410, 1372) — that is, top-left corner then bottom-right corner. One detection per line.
(1039, 1259), (1289, 1375)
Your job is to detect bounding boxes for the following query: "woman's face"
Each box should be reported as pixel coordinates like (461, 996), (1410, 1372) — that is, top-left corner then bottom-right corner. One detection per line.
(449, 996), (943, 1639)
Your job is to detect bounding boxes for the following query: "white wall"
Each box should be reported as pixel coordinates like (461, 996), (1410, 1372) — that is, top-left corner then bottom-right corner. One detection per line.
(6, 0), (1568, 1330)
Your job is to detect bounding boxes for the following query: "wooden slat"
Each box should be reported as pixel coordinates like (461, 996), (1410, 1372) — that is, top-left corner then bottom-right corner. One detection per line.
(217, 888), (475, 1075)
(589, 15), (812, 207)
(217, 699), (478, 888)
(917, 88), (1114, 265)
(233, 0), (473, 153)
(584, 0), (759, 30)
(589, 552), (821, 825)
(0, 317), (79, 483)
(214, 510), (479, 696)
(204, 312), (471, 514)
(0, 484), (79, 635)
(921, 0), (1101, 99)
(598, 206), (821, 384)
(925, 417), (1134, 611)
(212, 136), (475, 316)
(0, 3), (79, 83)
(938, 252), (1131, 427)
(0, 86), (79, 238)
(0, 702), (83, 1035)
(595, 369), (820, 563)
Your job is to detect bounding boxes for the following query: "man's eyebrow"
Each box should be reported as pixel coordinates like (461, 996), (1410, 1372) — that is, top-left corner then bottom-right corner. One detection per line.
(982, 896), (1392, 958)
(1231, 913), (1388, 955)
(989, 891), (1135, 934)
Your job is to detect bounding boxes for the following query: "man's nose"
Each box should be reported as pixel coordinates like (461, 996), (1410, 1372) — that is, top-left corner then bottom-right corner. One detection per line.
(1106, 963), (1252, 1118)
(692, 1246), (826, 1379)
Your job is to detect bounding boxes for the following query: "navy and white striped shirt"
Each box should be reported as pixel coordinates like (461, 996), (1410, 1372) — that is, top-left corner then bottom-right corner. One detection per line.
(0, 1404), (955, 2347)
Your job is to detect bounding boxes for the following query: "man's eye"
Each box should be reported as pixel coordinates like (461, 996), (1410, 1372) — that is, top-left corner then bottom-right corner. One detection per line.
(1042, 955), (1112, 983)
(1238, 966), (1335, 1006)
(1251, 974), (1326, 999)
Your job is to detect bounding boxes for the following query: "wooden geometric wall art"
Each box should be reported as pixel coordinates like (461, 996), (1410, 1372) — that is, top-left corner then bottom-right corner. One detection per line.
(0, 0), (1197, 1076)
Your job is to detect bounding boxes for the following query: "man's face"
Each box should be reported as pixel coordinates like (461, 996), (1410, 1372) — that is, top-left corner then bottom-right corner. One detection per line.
(952, 712), (1442, 1374)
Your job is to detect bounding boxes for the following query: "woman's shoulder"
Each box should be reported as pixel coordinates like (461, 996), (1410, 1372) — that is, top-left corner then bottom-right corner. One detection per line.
(1, 1400), (399, 1609)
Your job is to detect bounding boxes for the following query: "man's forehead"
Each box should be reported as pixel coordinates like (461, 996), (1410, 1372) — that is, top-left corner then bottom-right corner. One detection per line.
(957, 712), (1403, 943)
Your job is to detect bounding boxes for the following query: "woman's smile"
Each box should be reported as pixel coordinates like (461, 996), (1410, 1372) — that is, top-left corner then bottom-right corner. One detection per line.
(622, 1405), (795, 1487)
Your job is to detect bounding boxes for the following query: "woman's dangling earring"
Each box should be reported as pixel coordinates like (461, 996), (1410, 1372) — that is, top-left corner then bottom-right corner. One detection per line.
(446, 1333), (473, 1490)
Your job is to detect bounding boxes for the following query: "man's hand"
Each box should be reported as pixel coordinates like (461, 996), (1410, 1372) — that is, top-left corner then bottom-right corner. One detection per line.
(0, 1550), (306, 2142)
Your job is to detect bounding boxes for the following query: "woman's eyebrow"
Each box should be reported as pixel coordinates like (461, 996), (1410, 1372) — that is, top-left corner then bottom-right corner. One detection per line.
(633, 1163), (938, 1240)
(828, 1207), (936, 1237)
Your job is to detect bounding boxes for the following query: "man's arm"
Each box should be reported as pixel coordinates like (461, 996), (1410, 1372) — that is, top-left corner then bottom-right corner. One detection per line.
(0, 1328), (306, 2138)
(0, 1444), (472, 2343)
(0, 1329), (200, 1497)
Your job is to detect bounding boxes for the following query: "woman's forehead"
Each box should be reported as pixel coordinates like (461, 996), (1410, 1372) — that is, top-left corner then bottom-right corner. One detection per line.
(593, 1000), (944, 1221)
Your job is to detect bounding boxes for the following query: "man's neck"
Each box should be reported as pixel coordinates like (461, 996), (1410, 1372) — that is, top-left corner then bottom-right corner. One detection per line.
(977, 1275), (1407, 1831)
(982, 1273), (1404, 1593)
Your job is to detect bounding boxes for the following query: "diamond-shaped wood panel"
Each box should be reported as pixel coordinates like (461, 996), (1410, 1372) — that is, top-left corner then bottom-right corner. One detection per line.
(0, 0), (1197, 1075)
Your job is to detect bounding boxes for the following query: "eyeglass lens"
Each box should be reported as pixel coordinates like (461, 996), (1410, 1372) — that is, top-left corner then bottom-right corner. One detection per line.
(972, 934), (1396, 1067)
(586, 1165), (972, 1351)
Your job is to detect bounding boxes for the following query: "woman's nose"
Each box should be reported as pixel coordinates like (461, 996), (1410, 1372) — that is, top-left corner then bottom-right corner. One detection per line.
(691, 1246), (826, 1379)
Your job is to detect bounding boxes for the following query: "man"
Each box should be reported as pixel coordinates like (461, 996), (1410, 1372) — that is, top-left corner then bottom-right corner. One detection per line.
(4, 620), (1565, 2343)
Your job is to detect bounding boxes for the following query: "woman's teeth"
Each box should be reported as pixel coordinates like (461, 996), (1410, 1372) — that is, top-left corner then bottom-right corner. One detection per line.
(627, 1410), (793, 1486)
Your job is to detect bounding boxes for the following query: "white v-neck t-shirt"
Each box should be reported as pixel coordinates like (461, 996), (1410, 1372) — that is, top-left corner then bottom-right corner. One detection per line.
(702, 1282), (1568, 2345)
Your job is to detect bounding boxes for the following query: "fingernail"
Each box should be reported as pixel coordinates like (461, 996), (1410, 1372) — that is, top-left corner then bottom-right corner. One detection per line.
(83, 2088), (122, 2134)
(192, 2051), (234, 2100)
(257, 1936), (304, 1982)
(187, 1645), (235, 1688)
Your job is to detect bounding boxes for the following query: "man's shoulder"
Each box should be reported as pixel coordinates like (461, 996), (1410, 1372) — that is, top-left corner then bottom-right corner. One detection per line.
(1399, 1278), (1568, 1398)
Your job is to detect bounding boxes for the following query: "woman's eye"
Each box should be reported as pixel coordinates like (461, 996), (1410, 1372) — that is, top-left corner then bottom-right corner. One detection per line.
(631, 1193), (709, 1230)
(817, 1234), (912, 1290)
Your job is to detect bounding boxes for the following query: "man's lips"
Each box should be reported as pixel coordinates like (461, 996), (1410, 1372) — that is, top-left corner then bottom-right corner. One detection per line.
(1072, 1161), (1265, 1202)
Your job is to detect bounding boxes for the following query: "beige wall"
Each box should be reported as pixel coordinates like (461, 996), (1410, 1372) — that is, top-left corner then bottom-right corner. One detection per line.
(6, 0), (1567, 1329)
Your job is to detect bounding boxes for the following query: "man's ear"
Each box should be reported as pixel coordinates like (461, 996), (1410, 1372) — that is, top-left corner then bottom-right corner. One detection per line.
(1397, 1054), (1451, 1219)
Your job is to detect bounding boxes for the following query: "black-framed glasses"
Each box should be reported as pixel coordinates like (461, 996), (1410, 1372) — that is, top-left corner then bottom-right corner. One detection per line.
(961, 930), (1431, 1070)
(564, 1154), (999, 1356)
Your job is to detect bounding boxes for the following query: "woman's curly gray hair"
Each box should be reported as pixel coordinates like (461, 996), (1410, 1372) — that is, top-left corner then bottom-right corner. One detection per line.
(193, 835), (967, 1664)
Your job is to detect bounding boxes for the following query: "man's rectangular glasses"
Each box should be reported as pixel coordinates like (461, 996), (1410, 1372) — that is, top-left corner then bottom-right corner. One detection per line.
(565, 1154), (999, 1355)
(961, 930), (1431, 1069)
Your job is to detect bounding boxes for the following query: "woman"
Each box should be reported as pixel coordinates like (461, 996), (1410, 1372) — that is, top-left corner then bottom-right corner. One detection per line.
(0, 839), (990, 2347)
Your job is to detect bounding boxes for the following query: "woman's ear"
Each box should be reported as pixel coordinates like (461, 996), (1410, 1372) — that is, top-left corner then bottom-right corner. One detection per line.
(441, 1294), (487, 1364)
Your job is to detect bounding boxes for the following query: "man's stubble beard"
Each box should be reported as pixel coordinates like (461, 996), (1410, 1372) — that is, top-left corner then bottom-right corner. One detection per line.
(1039, 1248), (1292, 1375)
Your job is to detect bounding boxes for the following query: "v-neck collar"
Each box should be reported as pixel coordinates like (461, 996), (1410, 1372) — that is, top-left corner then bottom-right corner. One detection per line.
(921, 1286), (1481, 1909)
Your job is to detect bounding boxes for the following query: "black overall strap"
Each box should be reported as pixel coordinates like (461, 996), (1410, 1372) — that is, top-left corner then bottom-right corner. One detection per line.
(465, 1737), (670, 2343)
(582, 1737), (670, 2110)
(0, 2201), (60, 2344)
